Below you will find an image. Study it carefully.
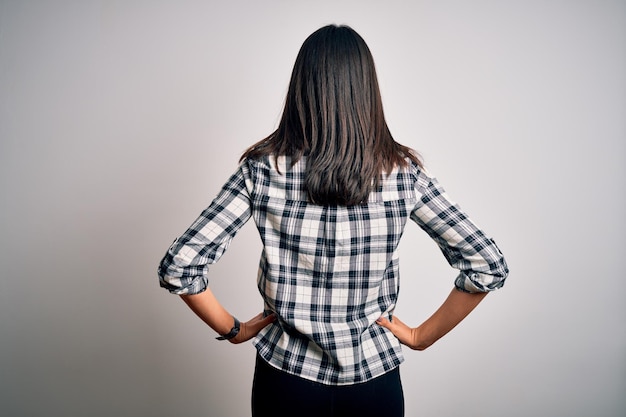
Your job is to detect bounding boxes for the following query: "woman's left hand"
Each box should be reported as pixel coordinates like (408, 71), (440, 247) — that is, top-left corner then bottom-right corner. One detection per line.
(230, 312), (277, 344)
(376, 315), (422, 350)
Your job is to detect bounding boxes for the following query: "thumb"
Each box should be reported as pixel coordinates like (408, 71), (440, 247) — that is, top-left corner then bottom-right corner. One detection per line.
(376, 316), (394, 330)
(230, 313), (277, 344)
(249, 313), (276, 332)
(257, 313), (277, 328)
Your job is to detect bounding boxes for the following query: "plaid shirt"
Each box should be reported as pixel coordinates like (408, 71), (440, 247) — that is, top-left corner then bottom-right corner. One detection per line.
(158, 155), (508, 385)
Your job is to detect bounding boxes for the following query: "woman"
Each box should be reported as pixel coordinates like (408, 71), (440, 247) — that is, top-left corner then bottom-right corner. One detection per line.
(158, 24), (508, 417)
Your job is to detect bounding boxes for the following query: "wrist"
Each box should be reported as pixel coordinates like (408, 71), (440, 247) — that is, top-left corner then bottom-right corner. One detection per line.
(216, 316), (240, 341)
(411, 326), (431, 351)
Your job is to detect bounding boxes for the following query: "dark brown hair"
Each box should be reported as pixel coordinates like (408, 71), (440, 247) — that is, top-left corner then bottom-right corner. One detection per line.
(241, 24), (421, 205)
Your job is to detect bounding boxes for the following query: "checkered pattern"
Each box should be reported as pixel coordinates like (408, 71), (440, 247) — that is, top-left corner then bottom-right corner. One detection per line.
(158, 155), (508, 385)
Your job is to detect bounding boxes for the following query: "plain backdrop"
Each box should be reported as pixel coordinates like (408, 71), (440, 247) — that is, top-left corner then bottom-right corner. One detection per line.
(1, 1), (624, 416)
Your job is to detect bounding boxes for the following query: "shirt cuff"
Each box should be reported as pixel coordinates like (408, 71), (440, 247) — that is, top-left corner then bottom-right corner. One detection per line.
(158, 274), (209, 295)
(454, 271), (506, 293)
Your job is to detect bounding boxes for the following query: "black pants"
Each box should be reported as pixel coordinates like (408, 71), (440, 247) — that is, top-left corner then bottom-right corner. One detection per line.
(251, 354), (404, 417)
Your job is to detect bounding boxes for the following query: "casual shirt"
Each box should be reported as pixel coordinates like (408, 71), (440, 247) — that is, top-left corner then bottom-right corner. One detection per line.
(158, 155), (509, 385)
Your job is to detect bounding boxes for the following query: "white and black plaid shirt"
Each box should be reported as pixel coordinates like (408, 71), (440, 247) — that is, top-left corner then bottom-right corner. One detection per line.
(158, 155), (508, 385)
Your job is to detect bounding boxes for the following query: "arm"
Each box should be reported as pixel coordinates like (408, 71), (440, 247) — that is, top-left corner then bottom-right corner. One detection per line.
(158, 165), (254, 295)
(410, 175), (509, 293)
(159, 163), (275, 342)
(379, 170), (508, 349)
(377, 288), (487, 350)
(180, 289), (275, 344)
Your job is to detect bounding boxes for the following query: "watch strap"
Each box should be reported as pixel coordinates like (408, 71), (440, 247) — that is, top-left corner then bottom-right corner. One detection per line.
(216, 317), (240, 341)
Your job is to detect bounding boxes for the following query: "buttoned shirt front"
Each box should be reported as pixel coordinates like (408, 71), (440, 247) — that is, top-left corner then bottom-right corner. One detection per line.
(158, 155), (509, 385)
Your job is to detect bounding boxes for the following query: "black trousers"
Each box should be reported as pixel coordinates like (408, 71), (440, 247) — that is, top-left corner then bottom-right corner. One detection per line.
(251, 354), (404, 417)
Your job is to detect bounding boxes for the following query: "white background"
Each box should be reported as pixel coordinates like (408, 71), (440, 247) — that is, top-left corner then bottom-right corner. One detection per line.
(1, 1), (624, 416)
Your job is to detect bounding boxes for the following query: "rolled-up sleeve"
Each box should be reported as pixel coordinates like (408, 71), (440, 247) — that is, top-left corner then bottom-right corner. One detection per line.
(410, 174), (509, 292)
(158, 164), (253, 295)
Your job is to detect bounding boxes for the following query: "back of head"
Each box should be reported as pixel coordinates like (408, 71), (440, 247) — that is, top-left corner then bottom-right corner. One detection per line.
(243, 25), (420, 205)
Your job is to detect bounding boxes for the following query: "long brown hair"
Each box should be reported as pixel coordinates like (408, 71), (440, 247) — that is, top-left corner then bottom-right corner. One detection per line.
(241, 24), (422, 205)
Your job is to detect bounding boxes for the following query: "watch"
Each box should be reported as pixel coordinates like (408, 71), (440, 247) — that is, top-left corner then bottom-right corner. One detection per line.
(216, 317), (240, 341)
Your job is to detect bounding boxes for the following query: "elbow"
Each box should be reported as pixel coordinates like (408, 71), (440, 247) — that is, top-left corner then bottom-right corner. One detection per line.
(157, 241), (211, 295)
(159, 273), (209, 295)
(158, 258), (209, 295)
